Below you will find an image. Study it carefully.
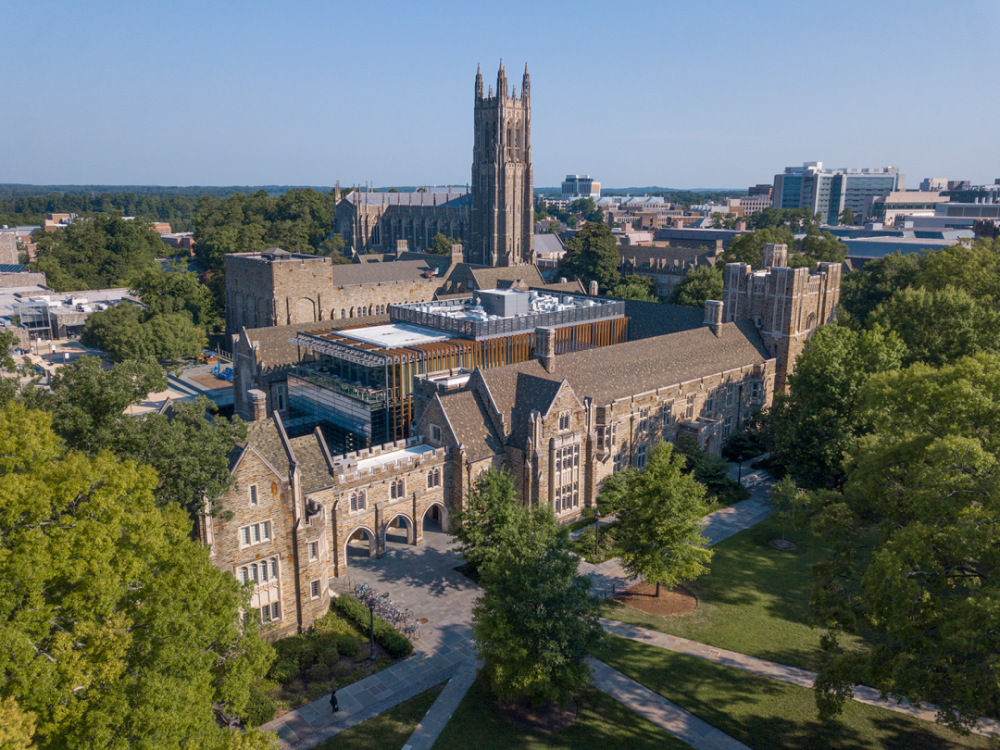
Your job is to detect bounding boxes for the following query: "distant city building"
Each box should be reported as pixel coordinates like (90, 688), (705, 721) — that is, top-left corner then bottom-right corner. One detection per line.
(739, 185), (773, 215)
(919, 177), (949, 192)
(865, 191), (950, 227)
(772, 162), (903, 224)
(561, 175), (601, 198)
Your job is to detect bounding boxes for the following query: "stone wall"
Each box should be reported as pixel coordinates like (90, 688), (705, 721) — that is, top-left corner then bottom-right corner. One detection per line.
(0, 271), (46, 288)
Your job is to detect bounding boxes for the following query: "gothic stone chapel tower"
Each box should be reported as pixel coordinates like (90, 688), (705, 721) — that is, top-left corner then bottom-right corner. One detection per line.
(471, 62), (534, 267)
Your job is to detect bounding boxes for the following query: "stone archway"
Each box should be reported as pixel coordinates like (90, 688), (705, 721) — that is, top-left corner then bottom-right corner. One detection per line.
(384, 513), (415, 545)
(344, 526), (377, 562)
(421, 502), (449, 533)
(291, 297), (316, 324)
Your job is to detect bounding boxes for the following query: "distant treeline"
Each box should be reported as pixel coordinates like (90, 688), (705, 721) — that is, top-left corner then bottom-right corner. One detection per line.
(0, 184), (341, 231)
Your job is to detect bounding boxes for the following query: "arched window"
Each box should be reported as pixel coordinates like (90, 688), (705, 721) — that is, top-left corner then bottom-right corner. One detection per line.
(249, 564), (258, 583)
(350, 491), (366, 512)
(240, 567), (249, 584)
(390, 478), (405, 499)
(341, 309), (346, 319)
(260, 562), (268, 582)
(427, 468), (441, 488)
(270, 558), (278, 579)
(350, 307), (354, 318)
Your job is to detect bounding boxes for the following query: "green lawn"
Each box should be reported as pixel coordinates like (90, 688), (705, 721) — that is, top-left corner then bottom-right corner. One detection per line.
(433, 676), (691, 750)
(312, 682), (443, 750)
(597, 636), (991, 750)
(602, 514), (860, 671)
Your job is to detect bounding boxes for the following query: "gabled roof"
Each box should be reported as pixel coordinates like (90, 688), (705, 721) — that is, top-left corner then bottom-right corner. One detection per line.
(331, 257), (453, 286)
(289, 429), (335, 494)
(481, 320), (771, 447)
(621, 300), (705, 341)
(231, 419), (291, 477)
(436, 389), (504, 462)
(467, 265), (545, 291)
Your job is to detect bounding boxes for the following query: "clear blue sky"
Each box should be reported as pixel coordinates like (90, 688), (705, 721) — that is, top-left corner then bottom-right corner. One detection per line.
(5, 0), (999, 189)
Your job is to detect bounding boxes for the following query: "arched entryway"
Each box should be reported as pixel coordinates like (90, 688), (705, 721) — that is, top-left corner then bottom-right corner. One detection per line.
(384, 513), (415, 545)
(421, 502), (449, 533)
(345, 526), (377, 561)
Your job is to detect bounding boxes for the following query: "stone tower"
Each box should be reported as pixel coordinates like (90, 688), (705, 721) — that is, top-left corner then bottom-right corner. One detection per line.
(470, 62), (534, 267)
(722, 244), (841, 391)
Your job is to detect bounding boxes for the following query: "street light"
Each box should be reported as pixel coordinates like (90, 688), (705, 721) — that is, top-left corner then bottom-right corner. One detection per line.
(594, 509), (601, 558)
(368, 600), (376, 664)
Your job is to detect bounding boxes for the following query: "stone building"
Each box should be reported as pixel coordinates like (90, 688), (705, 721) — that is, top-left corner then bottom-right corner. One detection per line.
(206, 250), (841, 635)
(722, 243), (841, 390)
(470, 62), (534, 267)
(223, 244), (548, 340)
(199, 390), (449, 639)
(333, 189), (471, 255)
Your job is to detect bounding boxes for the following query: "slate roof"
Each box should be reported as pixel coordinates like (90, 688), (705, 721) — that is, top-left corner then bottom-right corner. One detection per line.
(437, 389), (504, 462)
(532, 234), (565, 256)
(529, 280), (586, 294)
(479, 320), (771, 447)
(290, 430), (335, 494)
(467, 265), (544, 291)
(621, 300), (705, 341)
(343, 191), (469, 207)
(234, 419), (290, 474)
(330, 258), (452, 286)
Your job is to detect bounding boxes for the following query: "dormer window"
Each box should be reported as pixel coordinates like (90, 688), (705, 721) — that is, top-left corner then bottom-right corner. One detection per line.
(558, 411), (571, 431)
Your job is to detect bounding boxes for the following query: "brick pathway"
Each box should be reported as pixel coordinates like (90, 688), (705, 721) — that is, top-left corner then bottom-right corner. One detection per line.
(589, 658), (751, 750)
(602, 619), (1000, 740)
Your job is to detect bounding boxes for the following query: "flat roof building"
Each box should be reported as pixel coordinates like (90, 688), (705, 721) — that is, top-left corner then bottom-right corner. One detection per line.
(773, 162), (903, 225)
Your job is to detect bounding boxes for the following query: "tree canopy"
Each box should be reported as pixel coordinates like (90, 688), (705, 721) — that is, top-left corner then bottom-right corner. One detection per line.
(0, 402), (274, 749)
(557, 221), (620, 292)
(427, 232), (460, 255)
(30, 215), (164, 292)
(806, 354), (1000, 733)
(721, 227), (845, 269)
(472, 506), (602, 704)
(668, 265), (723, 308)
(614, 441), (713, 596)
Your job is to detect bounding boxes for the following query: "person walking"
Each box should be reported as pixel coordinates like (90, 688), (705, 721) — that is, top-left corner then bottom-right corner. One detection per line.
(330, 687), (339, 714)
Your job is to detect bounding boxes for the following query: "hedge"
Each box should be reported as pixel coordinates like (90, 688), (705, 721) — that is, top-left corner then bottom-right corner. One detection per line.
(331, 595), (414, 659)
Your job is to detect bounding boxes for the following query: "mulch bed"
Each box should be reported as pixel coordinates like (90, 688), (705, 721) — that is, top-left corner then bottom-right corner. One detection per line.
(613, 581), (697, 617)
(497, 696), (578, 733)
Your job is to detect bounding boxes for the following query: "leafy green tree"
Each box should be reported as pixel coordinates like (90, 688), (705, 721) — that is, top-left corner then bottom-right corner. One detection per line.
(799, 229), (848, 264)
(710, 212), (725, 229)
(0, 403), (275, 750)
(916, 236), (1000, 302)
(30, 215), (164, 291)
(868, 285), (1000, 367)
(766, 477), (803, 542)
(558, 221), (620, 292)
(838, 251), (922, 327)
(453, 466), (521, 569)
(0, 696), (35, 750)
(807, 354), (1000, 733)
(769, 324), (906, 489)
(131, 266), (219, 329)
(42, 356), (246, 514)
(472, 511), (603, 704)
(46, 356), (166, 452)
(668, 265), (723, 307)
(615, 441), (713, 596)
(721, 429), (763, 465)
(721, 227), (797, 268)
(840, 206), (854, 225)
(81, 304), (207, 363)
(609, 282), (656, 301)
(427, 232), (460, 255)
(321, 232), (346, 258)
(594, 468), (638, 516)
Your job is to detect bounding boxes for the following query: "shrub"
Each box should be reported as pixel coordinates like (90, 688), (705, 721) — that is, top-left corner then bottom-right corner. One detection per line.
(320, 644), (340, 667)
(306, 682), (329, 700)
(267, 658), (300, 684)
(333, 660), (354, 677)
(331, 595), (413, 658)
(313, 609), (353, 637)
(241, 681), (277, 727)
(336, 635), (361, 657)
(307, 663), (329, 682)
(274, 634), (313, 668)
(287, 678), (305, 694)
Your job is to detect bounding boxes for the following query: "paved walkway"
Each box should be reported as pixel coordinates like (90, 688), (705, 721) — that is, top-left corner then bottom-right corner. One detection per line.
(602, 619), (1000, 739)
(589, 658), (751, 750)
(260, 527), (479, 748)
(262, 493), (777, 749)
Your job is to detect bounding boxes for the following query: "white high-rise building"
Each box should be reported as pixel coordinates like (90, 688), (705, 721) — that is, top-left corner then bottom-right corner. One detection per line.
(561, 175), (601, 198)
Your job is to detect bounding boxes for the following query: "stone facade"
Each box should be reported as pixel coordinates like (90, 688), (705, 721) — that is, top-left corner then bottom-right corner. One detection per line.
(334, 190), (471, 255)
(0, 271), (47, 288)
(202, 414), (451, 638)
(722, 244), (841, 390)
(470, 62), (534, 267)
(0, 233), (18, 265)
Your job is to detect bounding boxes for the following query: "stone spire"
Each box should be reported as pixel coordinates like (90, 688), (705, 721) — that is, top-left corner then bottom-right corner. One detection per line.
(522, 62), (530, 99)
(497, 60), (507, 100)
(475, 63), (483, 99)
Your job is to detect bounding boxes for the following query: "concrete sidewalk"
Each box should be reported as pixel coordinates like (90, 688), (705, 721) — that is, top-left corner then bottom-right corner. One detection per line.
(589, 658), (751, 750)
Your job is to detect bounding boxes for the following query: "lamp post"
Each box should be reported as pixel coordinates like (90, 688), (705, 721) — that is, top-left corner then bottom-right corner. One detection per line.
(368, 600), (376, 664)
(594, 509), (601, 558)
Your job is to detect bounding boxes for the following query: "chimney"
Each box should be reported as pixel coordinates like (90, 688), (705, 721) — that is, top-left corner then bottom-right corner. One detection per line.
(396, 239), (408, 258)
(588, 279), (599, 296)
(762, 243), (788, 269)
(535, 327), (557, 373)
(450, 243), (464, 262)
(673, 219), (683, 229)
(247, 389), (268, 422)
(559, 277), (567, 284)
(704, 300), (724, 337)
(735, 220), (746, 231)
